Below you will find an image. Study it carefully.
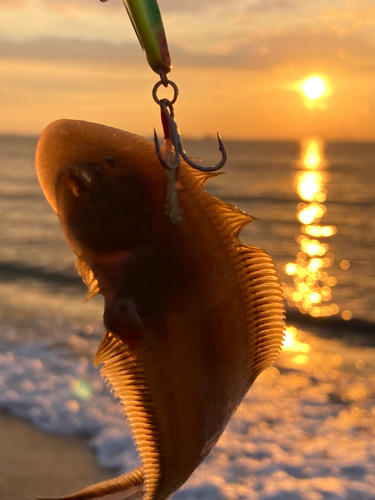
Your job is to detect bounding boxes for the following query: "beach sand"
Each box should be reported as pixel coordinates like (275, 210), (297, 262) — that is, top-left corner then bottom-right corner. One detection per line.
(0, 412), (113, 500)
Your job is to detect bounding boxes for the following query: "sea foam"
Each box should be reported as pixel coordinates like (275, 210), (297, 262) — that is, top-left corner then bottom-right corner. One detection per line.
(1, 320), (375, 499)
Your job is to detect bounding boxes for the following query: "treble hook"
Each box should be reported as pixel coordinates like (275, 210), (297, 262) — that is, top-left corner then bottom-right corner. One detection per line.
(153, 80), (227, 172)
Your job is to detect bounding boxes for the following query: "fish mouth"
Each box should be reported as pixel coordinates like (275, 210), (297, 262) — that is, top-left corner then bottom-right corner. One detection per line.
(103, 298), (144, 341)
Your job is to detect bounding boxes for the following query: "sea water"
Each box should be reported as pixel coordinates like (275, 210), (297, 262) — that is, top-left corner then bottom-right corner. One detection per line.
(0, 135), (375, 499)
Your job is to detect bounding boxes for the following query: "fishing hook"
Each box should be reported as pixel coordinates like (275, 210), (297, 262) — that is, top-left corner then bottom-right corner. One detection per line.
(153, 79), (227, 172)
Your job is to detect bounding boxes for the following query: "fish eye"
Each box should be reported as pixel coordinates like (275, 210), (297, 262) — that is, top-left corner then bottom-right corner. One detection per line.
(105, 156), (116, 168)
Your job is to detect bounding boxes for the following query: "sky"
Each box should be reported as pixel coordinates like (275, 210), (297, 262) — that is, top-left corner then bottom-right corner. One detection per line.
(1, 0), (375, 139)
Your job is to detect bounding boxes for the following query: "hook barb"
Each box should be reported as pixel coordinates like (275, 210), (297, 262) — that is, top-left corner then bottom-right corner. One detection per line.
(179, 132), (227, 172)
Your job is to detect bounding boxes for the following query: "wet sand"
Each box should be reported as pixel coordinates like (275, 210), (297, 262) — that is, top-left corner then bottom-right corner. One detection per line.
(0, 412), (113, 500)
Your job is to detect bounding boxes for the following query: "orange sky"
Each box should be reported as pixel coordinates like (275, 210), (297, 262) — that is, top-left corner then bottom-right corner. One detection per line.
(1, 0), (375, 140)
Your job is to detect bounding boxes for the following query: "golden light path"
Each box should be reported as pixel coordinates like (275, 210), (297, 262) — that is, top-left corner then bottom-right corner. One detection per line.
(281, 137), (351, 319)
(303, 76), (325, 100)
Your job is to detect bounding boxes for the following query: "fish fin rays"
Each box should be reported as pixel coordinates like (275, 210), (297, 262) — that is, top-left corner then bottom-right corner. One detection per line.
(182, 163), (256, 238)
(184, 167), (226, 190)
(217, 199), (257, 238)
(76, 258), (100, 301)
(215, 198), (257, 238)
(94, 332), (160, 500)
(237, 244), (285, 382)
(38, 468), (145, 500)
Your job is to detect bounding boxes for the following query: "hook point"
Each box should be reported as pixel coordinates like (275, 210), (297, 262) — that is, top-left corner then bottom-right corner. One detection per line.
(216, 132), (225, 152)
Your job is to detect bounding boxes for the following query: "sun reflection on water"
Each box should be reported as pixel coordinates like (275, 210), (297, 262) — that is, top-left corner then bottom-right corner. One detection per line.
(282, 137), (349, 318)
(283, 326), (310, 353)
(302, 138), (325, 169)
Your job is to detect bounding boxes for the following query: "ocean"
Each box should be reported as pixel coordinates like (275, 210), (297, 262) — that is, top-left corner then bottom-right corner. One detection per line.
(0, 134), (374, 499)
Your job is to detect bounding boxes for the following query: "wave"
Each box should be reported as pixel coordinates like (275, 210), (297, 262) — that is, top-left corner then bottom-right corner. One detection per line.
(1, 317), (374, 500)
(224, 195), (375, 208)
(0, 192), (43, 201)
(286, 307), (375, 347)
(0, 331), (137, 472)
(0, 261), (82, 288)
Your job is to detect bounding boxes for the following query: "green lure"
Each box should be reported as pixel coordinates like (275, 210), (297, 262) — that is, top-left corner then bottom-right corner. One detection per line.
(122, 0), (172, 75)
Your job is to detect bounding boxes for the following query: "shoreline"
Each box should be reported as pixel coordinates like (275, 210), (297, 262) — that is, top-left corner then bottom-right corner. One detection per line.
(0, 411), (114, 500)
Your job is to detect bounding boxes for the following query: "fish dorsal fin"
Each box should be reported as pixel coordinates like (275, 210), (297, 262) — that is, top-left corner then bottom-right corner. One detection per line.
(94, 332), (160, 500)
(236, 244), (285, 382)
(76, 258), (100, 301)
(181, 165), (255, 236)
(215, 198), (257, 238)
(185, 168), (225, 190)
(38, 467), (144, 500)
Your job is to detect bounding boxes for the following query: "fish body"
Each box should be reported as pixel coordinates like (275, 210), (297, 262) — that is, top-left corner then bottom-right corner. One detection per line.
(35, 119), (285, 500)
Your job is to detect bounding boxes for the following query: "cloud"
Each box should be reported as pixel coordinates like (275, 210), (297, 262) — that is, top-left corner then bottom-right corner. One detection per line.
(1, 28), (374, 75)
(320, 2), (375, 32)
(0, 0), (347, 54)
(0, 0), (297, 15)
(225, 31), (375, 74)
(0, 38), (142, 67)
(158, 0), (235, 12)
(0, 0), (229, 14)
(245, 0), (294, 12)
(0, 0), (29, 8)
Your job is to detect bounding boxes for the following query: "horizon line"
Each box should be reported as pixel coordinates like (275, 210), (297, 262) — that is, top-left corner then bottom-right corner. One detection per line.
(2, 132), (375, 145)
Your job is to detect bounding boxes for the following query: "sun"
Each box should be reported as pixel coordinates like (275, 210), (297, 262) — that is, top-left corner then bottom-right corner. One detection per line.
(303, 77), (325, 100)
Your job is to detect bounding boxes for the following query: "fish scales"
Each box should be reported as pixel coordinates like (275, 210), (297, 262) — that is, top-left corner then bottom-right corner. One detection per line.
(35, 119), (285, 500)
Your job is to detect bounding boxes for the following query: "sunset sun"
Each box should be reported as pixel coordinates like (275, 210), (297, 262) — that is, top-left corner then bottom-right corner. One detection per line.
(303, 76), (325, 99)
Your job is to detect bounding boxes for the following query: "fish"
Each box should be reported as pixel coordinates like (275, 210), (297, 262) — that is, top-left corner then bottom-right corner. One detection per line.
(35, 119), (285, 500)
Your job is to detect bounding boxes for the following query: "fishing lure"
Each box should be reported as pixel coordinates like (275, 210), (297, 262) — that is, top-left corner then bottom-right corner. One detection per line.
(36, 119), (285, 500)
(121, 0), (171, 76)
(101, 0), (227, 178)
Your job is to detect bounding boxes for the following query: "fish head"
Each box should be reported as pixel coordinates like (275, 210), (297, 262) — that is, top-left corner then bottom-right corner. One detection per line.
(54, 158), (152, 255)
(36, 119), (164, 259)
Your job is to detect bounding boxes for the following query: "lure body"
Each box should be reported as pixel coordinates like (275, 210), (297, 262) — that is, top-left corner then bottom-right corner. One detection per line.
(122, 0), (171, 75)
(35, 119), (285, 500)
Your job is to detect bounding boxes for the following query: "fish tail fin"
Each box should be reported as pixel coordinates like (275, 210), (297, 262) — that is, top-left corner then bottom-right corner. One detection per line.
(37, 467), (145, 500)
